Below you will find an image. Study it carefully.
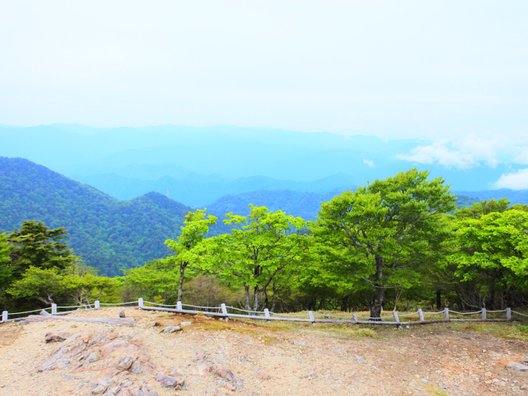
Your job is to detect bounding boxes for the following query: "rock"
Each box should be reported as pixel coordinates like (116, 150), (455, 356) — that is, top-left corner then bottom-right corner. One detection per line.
(130, 360), (144, 374)
(119, 311), (126, 318)
(507, 362), (528, 371)
(214, 367), (242, 390)
(45, 332), (69, 343)
(116, 355), (136, 371)
(155, 372), (185, 389)
(91, 378), (112, 395)
(180, 321), (192, 327)
(198, 362), (214, 375)
(302, 370), (318, 380)
(130, 383), (158, 396)
(161, 326), (182, 333)
(85, 351), (101, 364)
(354, 355), (366, 363)
(153, 321), (163, 327)
(523, 356), (528, 363)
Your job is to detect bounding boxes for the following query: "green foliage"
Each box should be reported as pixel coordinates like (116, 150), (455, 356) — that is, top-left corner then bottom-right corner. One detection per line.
(202, 205), (307, 310)
(8, 220), (76, 276)
(314, 169), (456, 317)
(7, 265), (121, 306)
(0, 233), (12, 286)
(164, 209), (217, 301)
(123, 259), (179, 302)
(450, 204), (528, 308)
(7, 266), (65, 305)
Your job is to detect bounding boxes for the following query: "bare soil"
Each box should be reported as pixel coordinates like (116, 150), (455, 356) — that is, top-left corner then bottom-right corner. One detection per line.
(0, 308), (527, 395)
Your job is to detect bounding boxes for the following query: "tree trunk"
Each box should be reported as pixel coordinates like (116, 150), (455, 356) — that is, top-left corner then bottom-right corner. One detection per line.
(341, 295), (350, 312)
(177, 262), (186, 302)
(489, 279), (496, 309)
(244, 285), (251, 311)
(252, 286), (260, 311)
(263, 287), (269, 309)
(369, 254), (384, 320)
(435, 289), (442, 310)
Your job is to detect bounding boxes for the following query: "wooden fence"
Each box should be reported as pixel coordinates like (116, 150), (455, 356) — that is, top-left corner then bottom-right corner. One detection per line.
(2, 298), (528, 325)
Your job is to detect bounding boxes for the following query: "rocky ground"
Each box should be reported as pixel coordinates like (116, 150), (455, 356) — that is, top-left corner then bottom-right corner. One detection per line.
(0, 308), (528, 395)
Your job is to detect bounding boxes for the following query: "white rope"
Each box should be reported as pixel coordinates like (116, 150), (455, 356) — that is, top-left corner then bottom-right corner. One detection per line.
(512, 311), (528, 318)
(146, 302), (178, 308)
(449, 310), (482, 315)
(182, 303), (222, 310)
(57, 305), (85, 309)
(398, 312), (420, 318)
(6, 308), (46, 316)
(99, 301), (137, 306)
(225, 306), (261, 314)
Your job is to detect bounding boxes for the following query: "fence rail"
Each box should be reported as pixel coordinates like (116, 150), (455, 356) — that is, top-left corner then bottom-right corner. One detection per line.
(1, 298), (524, 326)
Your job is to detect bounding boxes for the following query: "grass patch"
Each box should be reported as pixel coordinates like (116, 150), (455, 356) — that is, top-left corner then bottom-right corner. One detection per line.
(423, 383), (450, 396)
(453, 322), (528, 341)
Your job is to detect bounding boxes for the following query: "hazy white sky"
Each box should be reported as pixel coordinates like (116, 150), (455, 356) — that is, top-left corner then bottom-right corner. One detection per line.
(1, 1), (528, 188)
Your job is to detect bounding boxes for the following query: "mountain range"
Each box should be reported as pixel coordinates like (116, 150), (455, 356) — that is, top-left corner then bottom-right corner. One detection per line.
(1, 125), (523, 207)
(1, 124), (528, 276)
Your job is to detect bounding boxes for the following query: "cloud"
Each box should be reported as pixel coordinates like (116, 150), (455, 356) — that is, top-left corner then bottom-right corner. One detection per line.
(493, 169), (528, 190)
(362, 159), (375, 168)
(396, 136), (502, 169)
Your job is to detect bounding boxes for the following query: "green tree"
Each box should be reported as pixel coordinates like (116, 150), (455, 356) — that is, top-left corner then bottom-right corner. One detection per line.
(0, 233), (13, 305)
(123, 259), (179, 302)
(165, 209), (217, 302)
(7, 264), (120, 306)
(203, 205), (307, 311)
(8, 220), (76, 276)
(451, 207), (528, 308)
(314, 169), (456, 319)
(7, 266), (66, 305)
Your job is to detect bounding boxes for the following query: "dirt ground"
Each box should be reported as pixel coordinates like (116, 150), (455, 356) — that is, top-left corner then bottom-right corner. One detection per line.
(0, 308), (527, 395)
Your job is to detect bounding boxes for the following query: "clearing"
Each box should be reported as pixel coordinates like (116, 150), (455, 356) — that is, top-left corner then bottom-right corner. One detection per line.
(0, 308), (527, 395)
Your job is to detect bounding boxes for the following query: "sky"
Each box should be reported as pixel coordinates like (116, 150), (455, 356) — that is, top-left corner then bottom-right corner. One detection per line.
(1, 1), (528, 188)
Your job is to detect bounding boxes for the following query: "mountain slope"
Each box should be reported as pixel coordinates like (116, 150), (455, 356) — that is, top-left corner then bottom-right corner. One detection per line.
(0, 157), (190, 275)
(207, 190), (340, 222)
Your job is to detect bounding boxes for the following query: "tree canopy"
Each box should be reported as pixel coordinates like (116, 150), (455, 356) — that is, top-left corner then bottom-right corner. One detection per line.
(314, 169), (456, 318)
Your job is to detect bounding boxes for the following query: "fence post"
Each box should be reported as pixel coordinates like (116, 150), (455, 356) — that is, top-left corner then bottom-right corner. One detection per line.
(51, 303), (57, 315)
(264, 308), (270, 319)
(506, 307), (512, 321)
(2, 311), (7, 322)
(220, 303), (229, 321)
(417, 308), (425, 322)
(138, 298), (144, 309)
(352, 313), (358, 323)
(444, 307), (449, 321)
(308, 311), (315, 323)
(176, 301), (183, 311)
(481, 308), (487, 321)
(94, 300), (100, 310)
(392, 311), (400, 324)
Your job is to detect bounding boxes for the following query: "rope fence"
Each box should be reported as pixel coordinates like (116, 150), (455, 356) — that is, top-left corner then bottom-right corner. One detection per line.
(1, 298), (525, 326)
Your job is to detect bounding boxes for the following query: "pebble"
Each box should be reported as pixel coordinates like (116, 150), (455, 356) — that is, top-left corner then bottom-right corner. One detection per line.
(506, 362), (528, 372)
(160, 326), (182, 333)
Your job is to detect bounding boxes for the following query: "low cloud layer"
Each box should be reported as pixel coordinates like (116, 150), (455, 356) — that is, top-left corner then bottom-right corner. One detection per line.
(396, 136), (502, 170)
(494, 169), (528, 190)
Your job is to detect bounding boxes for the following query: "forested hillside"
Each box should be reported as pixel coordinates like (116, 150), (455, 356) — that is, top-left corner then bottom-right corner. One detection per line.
(0, 158), (189, 275)
(207, 190), (339, 222)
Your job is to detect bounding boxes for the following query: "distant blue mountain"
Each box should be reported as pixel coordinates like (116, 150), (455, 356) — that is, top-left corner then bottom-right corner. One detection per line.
(0, 124), (524, 207)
